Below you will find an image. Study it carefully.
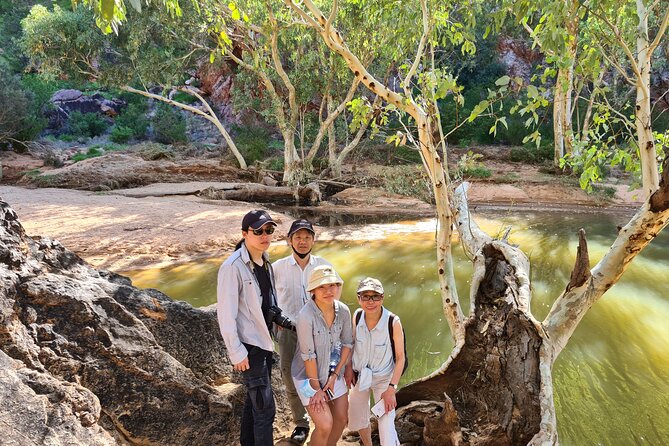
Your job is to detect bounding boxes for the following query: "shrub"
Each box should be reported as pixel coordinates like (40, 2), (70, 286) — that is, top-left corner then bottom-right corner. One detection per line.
(171, 90), (199, 105)
(232, 125), (274, 163)
(510, 144), (553, 163)
(461, 166), (492, 178)
(374, 165), (434, 204)
(456, 150), (492, 178)
(71, 147), (102, 162)
(152, 104), (187, 144)
(67, 111), (108, 138)
(110, 125), (133, 143)
(0, 70), (46, 148)
(114, 102), (148, 139)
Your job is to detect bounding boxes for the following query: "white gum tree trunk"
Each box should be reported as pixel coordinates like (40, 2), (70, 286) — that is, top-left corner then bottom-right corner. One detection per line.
(122, 86), (247, 169)
(635, 0), (659, 198)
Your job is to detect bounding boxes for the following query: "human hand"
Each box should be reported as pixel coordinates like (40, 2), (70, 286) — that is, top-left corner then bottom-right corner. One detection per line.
(233, 357), (249, 372)
(344, 366), (356, 388)
(309, 389), (328, 412)
(381, 386), (397, 413)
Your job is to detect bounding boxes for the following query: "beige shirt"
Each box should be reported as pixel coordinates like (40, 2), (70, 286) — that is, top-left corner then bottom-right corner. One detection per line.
(273, 254), (331, 321)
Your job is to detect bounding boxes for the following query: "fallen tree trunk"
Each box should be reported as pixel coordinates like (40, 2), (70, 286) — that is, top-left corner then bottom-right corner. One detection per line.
(198, 182), (321, 205)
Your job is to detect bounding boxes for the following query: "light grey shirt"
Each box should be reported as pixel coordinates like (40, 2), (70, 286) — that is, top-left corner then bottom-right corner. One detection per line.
(352, 307), (395, 378)
(273, 254), (332, 321)
(292, 299), (353, 387)
(216, 243), (276, 365)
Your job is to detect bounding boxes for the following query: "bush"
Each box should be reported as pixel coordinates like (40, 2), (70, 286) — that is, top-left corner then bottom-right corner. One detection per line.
(0, 70), (47, 148)
(66, 111), (108, 138)
(152, 104), (187, 144)
(510, 144), (553, 163)
(232, 125), (274, 163)
(71, 147), (102, 162)
(114, 102), (149, 139)
(110, 125), (133, 143)
(374, 165), (434, 204)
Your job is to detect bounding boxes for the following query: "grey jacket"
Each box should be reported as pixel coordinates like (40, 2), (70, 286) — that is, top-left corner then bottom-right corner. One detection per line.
(216, 242), (277, 364)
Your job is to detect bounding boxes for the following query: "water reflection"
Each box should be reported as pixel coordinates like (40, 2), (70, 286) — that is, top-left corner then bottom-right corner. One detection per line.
(124, 211), (669, 445)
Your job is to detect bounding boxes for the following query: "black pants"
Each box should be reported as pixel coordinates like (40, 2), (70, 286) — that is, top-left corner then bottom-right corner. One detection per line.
(240, 344), (275, 446)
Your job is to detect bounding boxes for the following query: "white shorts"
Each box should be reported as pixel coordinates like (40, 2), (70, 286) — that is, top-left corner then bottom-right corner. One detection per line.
(293, 375), (348, 406)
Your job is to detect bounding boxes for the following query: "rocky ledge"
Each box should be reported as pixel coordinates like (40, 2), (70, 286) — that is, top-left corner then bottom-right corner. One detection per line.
(0, 198), (289, 445)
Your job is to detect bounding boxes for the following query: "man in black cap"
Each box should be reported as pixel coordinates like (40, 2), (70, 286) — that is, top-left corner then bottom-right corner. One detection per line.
(273, 219), (334, 444)
(217, 209), (278, 446)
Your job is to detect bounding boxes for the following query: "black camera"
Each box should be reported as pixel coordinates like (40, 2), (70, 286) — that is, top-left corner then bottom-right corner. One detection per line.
(267, 305), (296, 331)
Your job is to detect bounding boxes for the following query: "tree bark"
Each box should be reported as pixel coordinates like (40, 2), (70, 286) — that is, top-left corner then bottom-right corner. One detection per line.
(635, 0), (659, 198)
(121, 86), (247, 169)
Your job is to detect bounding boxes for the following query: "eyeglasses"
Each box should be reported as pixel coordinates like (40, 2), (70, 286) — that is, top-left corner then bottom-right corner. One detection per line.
(251, 226), (275, 236)
(358, 293), (383, 302)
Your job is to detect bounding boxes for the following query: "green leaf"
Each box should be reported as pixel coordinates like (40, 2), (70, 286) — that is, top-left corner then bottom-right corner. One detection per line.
(527, 84), (539, 98)
(210, 52), (216, 64)
(495, 75), (510, 87)
(101, 0), (115, 21)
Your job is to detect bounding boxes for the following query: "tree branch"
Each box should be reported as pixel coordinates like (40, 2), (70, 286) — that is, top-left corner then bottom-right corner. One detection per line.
(403, 0), (430, 97)
(543, 171), (669, 355)
(565, 229), (592, 292)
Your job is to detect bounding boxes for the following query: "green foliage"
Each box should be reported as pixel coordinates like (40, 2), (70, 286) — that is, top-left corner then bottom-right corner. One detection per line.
(114, 102), (149, 139)
(510, 144), (553, 163)
(374, 165), (434, 204)
(152, 104), (187, 144)
(456, 151), (492, 178)
(110, 126), (134, 143)
(232, 125), (275, 163)
(0, 69), (46, 148)
(171, 91), (199, 105)
(20, 73), (74, 112)
(72, 147), (103, 162)
(263, 156), (285, 172)
(66, 111), (109, 138)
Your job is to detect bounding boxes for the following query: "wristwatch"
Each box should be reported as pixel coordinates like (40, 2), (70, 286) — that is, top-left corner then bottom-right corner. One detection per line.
(389, 383), (398, 389)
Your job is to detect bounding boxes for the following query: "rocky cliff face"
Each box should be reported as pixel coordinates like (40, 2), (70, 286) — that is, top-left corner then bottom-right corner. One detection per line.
(0, 198), (288, 445)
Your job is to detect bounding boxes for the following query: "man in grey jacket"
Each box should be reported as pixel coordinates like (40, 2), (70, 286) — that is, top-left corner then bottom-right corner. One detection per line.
(273, 219), (332, 444)
(217, 209), (278, 446)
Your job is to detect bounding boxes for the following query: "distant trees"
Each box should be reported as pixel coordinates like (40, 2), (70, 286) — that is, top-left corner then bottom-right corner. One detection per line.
(21, 3), (248, 168)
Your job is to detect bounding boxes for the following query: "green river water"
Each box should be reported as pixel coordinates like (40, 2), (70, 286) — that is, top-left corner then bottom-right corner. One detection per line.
(124, 210), (669, 445)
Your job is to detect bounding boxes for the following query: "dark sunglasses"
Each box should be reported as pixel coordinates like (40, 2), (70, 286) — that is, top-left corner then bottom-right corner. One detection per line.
(251, 226), (275, 236)
(358, 293), (383, 302)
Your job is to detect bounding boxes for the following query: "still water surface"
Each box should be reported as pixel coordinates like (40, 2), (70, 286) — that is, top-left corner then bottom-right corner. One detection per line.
(125, 211), (669, 445)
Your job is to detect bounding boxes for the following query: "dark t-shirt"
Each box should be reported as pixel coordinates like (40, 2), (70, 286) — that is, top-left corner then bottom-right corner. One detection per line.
(253, 261), (273, 331)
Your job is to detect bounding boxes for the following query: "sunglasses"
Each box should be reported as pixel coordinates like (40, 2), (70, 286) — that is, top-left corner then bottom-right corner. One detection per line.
(358, 293), (383, 302)
(250, 226), (276, 236)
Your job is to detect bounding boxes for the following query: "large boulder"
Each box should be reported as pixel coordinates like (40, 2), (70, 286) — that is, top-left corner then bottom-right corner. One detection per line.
(46, 89), (126, 131)
(0, 198), (289, 445)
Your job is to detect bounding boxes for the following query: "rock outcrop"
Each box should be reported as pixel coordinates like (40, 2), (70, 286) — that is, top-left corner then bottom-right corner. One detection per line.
(46, 89), (125, 131)
(0, 198), (288, 445)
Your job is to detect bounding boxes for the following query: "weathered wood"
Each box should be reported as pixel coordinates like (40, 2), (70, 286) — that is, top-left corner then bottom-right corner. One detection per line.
(398, 244), (543, 445)
(198, 182), (321, 205)
(565, 228), (591, 292)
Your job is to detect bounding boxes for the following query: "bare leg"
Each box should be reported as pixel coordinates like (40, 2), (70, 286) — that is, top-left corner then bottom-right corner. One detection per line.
(306, 404), (333, 446)
(358, 426), (373, 446)
(326, 394), (349, 446)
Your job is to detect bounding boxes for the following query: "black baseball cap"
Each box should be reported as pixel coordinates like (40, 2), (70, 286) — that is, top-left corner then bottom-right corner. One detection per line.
(287, 219), (315, 237)
(242, 210), (277, 231)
